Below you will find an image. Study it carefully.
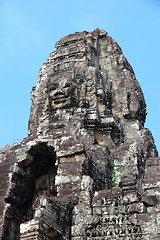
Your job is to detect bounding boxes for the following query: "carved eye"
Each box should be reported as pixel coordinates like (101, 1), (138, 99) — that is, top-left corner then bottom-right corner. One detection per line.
(63, 83), (70, 88)
(78, 78), (85, 84)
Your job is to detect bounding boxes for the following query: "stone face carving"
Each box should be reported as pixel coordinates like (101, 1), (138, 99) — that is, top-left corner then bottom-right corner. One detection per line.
(49, 72), (79, 110)
(0, 29), (159, 240)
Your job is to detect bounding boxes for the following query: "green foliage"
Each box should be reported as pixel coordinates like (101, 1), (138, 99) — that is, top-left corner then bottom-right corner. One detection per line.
(108, 165), (116, 188)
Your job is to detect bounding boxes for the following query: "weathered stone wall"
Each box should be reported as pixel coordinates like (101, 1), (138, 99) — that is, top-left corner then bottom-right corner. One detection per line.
(0, 29), (159, 239)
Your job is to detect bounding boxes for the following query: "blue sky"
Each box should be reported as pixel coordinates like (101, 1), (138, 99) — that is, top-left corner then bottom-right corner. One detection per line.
(0, 0), (160, 153)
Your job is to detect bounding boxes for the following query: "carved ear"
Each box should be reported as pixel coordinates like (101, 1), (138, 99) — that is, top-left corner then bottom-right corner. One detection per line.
(45, 97), (49, 109)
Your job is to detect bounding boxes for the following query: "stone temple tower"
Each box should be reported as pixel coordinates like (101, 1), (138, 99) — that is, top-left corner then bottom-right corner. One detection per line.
(0, 29), (159, 239)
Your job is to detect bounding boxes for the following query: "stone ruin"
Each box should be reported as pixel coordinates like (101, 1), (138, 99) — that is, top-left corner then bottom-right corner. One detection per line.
(0, 29), (159, 239)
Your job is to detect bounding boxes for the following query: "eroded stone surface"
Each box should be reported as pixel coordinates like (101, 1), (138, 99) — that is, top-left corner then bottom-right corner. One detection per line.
(0, 29), (159, 239)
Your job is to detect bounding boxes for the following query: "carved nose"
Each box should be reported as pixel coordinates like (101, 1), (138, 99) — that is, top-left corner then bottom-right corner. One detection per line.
(54, 90), (64, 96)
